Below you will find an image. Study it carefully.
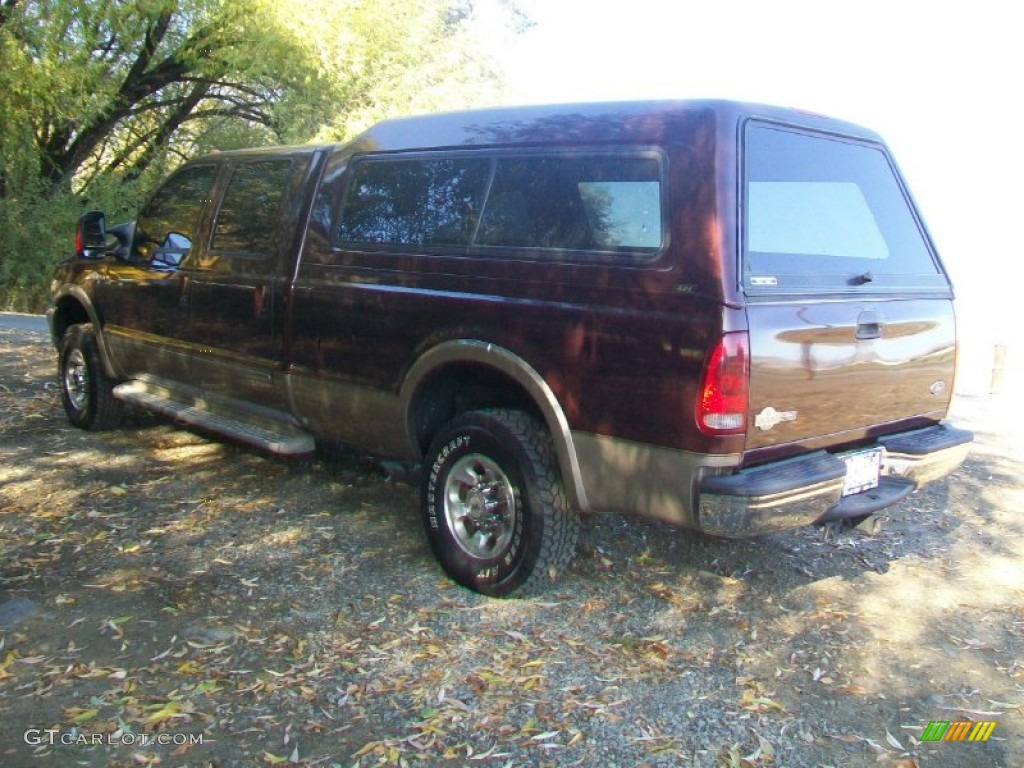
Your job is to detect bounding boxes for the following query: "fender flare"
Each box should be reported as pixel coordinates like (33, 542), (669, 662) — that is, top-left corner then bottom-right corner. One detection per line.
(400, 340), (591, 513)
(50, 286), (119, 379)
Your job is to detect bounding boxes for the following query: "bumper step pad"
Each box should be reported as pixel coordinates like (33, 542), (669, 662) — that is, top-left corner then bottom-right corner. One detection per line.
(878, 423), (974, 455)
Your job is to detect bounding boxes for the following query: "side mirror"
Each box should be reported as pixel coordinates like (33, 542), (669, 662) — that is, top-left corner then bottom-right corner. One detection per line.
(75, 211), (107, 259)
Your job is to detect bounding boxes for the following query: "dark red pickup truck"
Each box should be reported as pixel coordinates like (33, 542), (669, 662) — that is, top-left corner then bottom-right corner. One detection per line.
(49, 100), (972, 595)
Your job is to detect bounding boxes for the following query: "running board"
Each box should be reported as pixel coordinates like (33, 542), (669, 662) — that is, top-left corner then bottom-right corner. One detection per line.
(113, 377), (315, 456)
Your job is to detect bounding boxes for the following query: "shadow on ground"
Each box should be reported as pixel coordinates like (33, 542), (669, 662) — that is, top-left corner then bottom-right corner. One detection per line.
(1, 332), (1020, 768)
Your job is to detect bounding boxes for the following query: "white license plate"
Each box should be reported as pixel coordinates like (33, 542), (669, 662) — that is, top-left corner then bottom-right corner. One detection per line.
(841, 448), (882, 496)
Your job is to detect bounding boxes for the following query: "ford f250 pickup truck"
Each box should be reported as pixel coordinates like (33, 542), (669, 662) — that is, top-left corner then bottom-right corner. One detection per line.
(49, 100), (973, 596)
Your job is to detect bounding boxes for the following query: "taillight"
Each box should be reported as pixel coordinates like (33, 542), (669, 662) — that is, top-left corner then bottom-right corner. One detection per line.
(74, 221), (84, 258)
(697, 332), (749, 435)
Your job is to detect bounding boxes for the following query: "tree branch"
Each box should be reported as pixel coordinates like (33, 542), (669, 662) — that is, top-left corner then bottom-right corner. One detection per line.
(40, 8), (183, 186)
(111, 81), (211, 181)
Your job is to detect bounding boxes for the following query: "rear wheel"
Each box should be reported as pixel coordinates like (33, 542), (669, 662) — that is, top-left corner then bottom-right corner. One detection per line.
(58, 324), (123, 431)
(422, 409), (579, 597)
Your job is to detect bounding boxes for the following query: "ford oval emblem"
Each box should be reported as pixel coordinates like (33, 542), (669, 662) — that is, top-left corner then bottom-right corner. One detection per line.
(929, 380), (946, 396)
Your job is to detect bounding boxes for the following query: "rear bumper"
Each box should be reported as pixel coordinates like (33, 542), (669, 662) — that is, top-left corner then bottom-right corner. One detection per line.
(697, 423), (973, 537)
(876, 424), (975, 486)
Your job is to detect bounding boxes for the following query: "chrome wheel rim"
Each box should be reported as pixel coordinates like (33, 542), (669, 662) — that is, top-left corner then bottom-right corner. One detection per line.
(64, 348), (89, 412)
(444, 453), (516, 559)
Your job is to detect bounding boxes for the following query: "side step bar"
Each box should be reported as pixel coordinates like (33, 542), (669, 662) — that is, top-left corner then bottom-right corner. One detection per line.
(113, 377), (315, 456)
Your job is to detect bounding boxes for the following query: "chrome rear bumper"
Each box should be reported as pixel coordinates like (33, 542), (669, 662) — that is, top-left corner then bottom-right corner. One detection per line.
(877, 425), (974, 486)
(698, 423), (973, 537)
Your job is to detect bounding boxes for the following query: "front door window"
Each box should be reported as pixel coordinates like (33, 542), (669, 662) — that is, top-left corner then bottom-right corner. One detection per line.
(134, 164), (217, 269)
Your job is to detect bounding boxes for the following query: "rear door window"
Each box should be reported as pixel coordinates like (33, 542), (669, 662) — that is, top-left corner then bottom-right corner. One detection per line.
(743, 123), (944, 292)
(211, 159), (294, 255)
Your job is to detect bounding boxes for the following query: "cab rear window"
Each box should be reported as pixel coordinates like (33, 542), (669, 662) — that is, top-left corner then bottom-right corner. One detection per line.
(743, 124), (943, 291)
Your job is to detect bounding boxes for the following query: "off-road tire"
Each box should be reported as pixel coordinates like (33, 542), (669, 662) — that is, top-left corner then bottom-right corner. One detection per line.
(58, 323), (123, 431)
(422, 409), (579, 597)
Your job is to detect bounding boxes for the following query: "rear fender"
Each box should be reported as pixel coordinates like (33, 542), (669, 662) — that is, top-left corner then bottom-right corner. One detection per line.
(400, 340), (591, 513)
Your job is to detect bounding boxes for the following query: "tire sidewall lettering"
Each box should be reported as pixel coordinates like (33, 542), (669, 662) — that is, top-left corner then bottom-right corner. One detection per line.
(426, 435), (471, 532)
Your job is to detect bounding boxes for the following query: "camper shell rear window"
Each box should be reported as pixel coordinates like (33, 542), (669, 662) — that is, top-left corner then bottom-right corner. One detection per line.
(335, 149), (665, 261)
(743, 123), (946, 293)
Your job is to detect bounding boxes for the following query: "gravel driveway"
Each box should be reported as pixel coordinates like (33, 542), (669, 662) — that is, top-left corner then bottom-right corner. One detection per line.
(1, 320), (1021, 767)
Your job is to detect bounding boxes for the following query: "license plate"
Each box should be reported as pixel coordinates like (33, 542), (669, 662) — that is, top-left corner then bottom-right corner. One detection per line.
(841, 448), (882, 496)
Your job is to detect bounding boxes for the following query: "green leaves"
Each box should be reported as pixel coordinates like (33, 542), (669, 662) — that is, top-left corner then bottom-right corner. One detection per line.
(0, 0), (522, 310)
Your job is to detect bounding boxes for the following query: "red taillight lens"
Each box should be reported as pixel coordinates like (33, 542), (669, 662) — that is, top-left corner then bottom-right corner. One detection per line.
(74, 221), (84, 257)
(697, 332), (749, 435)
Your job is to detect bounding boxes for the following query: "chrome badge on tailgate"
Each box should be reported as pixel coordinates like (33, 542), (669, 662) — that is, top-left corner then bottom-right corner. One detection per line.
(754, 406), (798, 431)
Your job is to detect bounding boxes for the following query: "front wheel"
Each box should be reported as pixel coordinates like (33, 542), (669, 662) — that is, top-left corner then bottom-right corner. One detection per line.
(422, 409), (580, 597)
(58, 323), (123, 431)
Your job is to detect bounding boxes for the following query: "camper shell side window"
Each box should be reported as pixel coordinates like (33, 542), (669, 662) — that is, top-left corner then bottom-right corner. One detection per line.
(335, 149), (666, 262)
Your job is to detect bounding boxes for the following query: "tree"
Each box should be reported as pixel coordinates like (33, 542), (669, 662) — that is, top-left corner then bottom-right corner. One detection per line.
(0, 0), (521, 309)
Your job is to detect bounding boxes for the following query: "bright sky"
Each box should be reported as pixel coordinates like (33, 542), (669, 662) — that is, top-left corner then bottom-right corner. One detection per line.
(478, 0), (1021, 391)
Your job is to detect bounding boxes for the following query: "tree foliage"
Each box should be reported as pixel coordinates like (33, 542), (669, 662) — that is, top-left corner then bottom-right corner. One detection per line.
(0, 0), (518, 309)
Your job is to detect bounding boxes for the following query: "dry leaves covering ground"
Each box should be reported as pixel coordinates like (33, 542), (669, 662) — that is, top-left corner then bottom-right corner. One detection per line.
(0, 320), (1022, 768)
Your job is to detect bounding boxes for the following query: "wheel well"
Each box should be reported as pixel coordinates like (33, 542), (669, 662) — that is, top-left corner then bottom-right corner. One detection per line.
(51, 296), (91, 342)
(409, 363), (545, 455)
